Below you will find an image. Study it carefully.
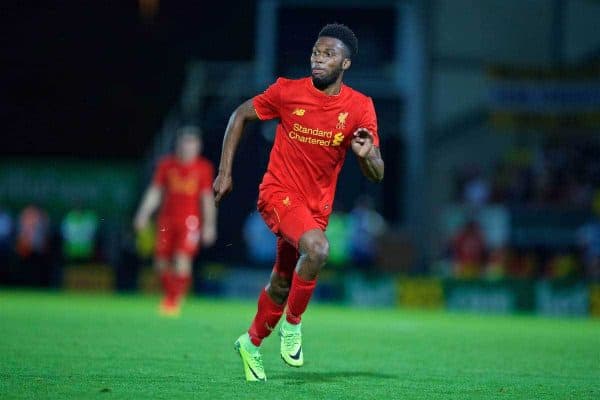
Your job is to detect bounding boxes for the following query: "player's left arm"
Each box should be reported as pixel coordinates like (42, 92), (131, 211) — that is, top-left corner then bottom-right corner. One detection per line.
(200, 190), (217, 247)
(352, 98), (384, 182)
(351, 128), (384, 183)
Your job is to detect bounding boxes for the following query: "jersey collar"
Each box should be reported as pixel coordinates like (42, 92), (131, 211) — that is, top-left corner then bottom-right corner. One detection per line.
(305, 77), (345, 100)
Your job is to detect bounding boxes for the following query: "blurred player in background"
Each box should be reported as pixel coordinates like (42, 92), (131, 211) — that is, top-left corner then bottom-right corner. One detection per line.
(134, 126), (216, 316)
(213, 23), (384, 381)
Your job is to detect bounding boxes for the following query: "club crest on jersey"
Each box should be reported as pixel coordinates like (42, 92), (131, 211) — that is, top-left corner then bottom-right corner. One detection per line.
(292, 108), (306, 116)
(336, 112), (348, 129)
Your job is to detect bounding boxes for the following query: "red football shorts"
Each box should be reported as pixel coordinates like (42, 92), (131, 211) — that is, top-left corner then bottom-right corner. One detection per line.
(257, 186), (326, 250)
(155, 215), (201, 258)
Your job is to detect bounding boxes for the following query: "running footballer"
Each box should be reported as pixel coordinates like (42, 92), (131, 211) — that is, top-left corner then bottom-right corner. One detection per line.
(213, 24), (384, 381)
(134, 127), (216, 316)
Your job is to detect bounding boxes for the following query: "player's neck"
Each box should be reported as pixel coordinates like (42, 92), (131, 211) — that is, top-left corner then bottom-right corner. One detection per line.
(177, 155), (196, 164)
(322, 81), (342, 96)
(312, 76), (344, 96)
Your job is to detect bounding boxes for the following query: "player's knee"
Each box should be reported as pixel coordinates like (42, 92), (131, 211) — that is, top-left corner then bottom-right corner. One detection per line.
(174, 253), (193, 275)
(304, 236), (329, 267)
(155, 258), (169, 272)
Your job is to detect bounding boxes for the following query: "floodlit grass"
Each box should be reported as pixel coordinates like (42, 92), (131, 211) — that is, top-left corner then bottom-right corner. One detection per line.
(0, 290), (598, 399)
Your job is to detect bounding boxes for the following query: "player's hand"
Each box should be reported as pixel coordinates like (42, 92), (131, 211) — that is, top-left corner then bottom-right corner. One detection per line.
(351, 128), (374, 159)
(213, 173), (233, 207)
(133, 214), (148, 232)
(202, 225), (217, 247)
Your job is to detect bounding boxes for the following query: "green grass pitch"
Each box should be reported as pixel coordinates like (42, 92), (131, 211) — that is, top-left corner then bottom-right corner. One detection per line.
(1, 290), (598, 399)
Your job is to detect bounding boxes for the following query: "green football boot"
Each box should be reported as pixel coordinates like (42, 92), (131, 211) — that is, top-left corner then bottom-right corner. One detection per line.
(279, 320), (304, 367)
(234, 333), (266, 382)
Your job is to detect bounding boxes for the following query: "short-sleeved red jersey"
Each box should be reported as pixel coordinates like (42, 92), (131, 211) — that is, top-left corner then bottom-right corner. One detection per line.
(253, 77), (379, 219)
(153, 156), (214, 220)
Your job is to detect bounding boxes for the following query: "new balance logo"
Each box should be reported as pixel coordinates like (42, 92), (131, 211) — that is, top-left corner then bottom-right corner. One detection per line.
(292, 108), (306, 116)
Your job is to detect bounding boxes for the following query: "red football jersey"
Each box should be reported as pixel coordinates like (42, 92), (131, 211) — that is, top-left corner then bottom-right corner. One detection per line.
(253, 77), (379, 219)
(153, 156), (214, 220)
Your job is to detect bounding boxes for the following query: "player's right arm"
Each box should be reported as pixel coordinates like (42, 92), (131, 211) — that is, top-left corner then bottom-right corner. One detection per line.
(133, 184), (163, 231)
(134, 185), (163, 231)
(213, 99), (260, 206)
(134, 159), (169, 230)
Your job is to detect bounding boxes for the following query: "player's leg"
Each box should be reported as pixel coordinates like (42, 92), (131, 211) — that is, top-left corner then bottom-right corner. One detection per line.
(236, 238), (298, 382)
(168, 219), (201, 311)
(155, 256), (171, 294)
(266, 197), (327, 367)
(248, 238), (297, 345)
(172, 251), (193, 305)
(155, 218), (178, 314)
(286, 228), (328, 319)
(158, 263), (181, 315)
(279, 228), (328, 367)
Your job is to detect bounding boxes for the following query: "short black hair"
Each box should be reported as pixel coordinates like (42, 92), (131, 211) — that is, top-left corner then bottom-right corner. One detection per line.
(318, 23), (358, 59)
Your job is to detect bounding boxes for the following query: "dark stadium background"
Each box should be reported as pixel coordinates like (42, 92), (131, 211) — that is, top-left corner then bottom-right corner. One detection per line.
(0, 1), (400, 274)
(1, 2), (255, 158)
(1, 1), (267, 272)
(1, 0), (599, 315)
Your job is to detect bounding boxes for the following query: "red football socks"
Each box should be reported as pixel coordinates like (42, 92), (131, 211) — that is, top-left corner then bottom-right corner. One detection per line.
(160, 270), (174, 300)
(286, 271), (317, 325)
(172, 274), (191, 302)
(248, 289), (285, 346)
(160, 270), (191, 304)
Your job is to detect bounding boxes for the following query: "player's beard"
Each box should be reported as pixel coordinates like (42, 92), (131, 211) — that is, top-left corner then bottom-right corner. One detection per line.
(312, 64), (343, 90)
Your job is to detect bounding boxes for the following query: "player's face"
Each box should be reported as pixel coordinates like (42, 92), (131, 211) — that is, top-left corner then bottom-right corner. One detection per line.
(310, 37), (350, 90)
(176, 134), (201, 162)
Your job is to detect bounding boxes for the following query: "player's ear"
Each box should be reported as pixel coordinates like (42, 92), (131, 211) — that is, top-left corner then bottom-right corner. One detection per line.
(342, 58), (351, 70)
